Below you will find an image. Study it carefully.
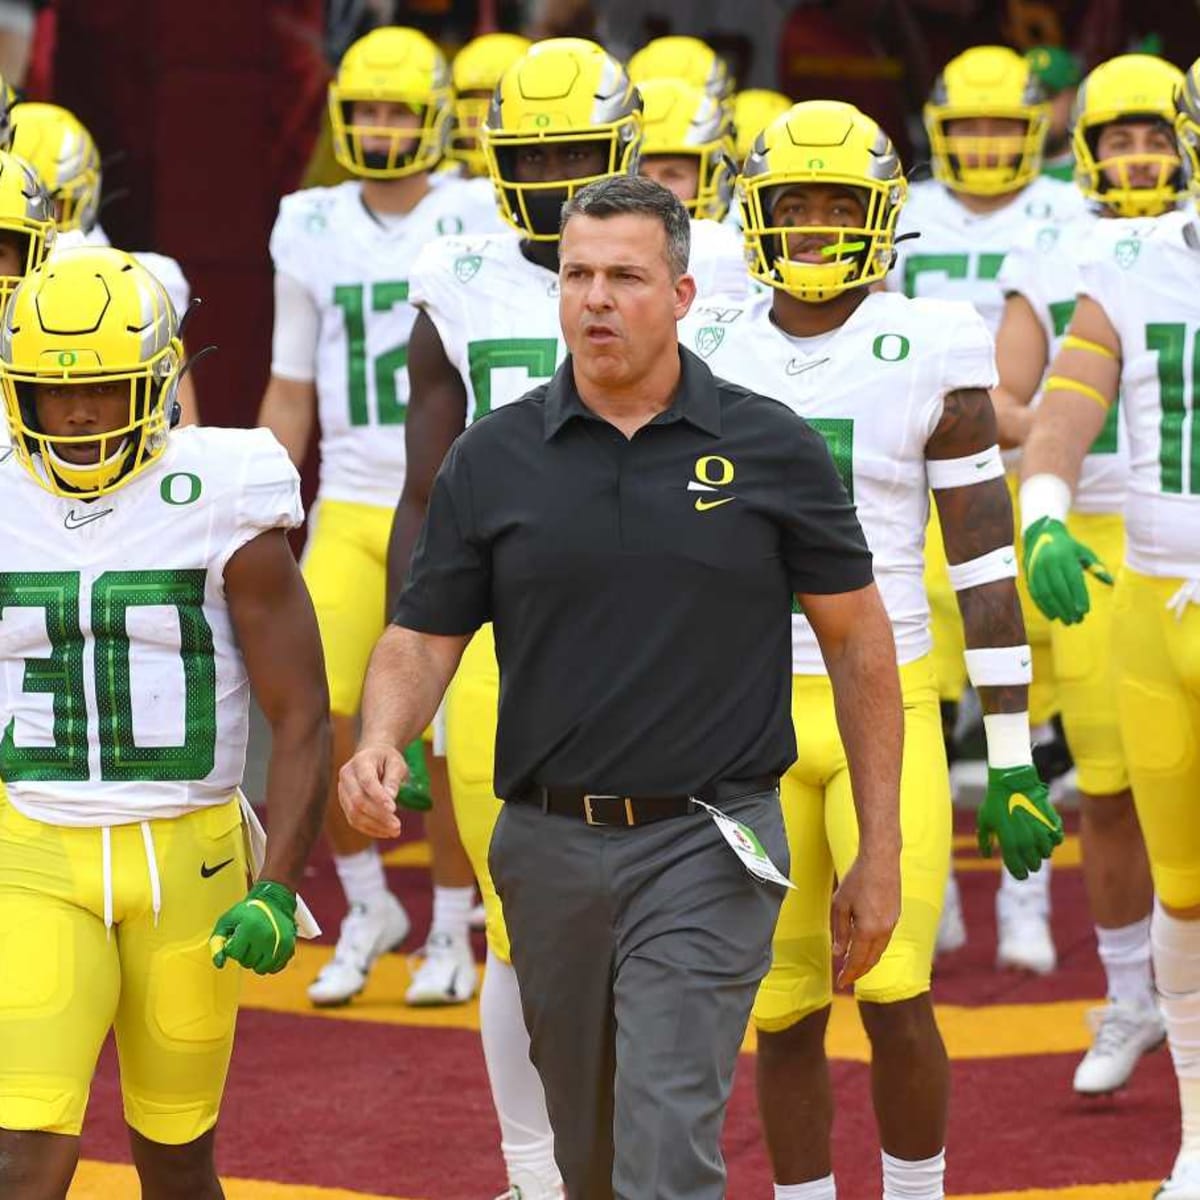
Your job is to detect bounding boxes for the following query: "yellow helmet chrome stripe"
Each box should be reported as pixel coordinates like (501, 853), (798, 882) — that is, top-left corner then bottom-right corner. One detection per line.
(924, 45), (1048, 196)
(627, 36), (733, 106)
(733, 89), (792, 164)
(450, 33), (531, 176)
(11, 102), (101, 232)
(1175, 58), (1200, 206)
(0, 74), (15, 152)
(739, 100), (907, 302)
(638, 78), (736, 221)
(0, 247), (184, 499)
(0, 151), (54, 307)
(1071, 54), (1184, 218)
(482, 38), (642, 242)
(329, 26), (453, 179)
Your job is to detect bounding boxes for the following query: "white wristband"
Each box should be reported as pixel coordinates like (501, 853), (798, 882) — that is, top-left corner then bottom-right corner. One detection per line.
(927, 444), (1005, 489)
(1018, 473), (1071, 533)
(964, 644), (1033, 687)
(983, 711), (1034, 768)
(946, 545), (1018, 591)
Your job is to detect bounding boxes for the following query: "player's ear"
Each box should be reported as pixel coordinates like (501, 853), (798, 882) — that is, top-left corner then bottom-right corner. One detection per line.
(673, 271), (697, 319)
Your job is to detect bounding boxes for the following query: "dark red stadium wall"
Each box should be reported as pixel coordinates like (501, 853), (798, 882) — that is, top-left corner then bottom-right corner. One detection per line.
(52, 1), (328, 430)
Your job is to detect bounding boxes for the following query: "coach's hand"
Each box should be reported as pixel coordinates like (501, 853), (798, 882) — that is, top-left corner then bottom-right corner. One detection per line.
(1024, 516), (1112, 625)
(978, 765), (1064, 880)
(339, 741), (406, 838)
(210, 881), (297, 974)
(832, 850), (900, 988)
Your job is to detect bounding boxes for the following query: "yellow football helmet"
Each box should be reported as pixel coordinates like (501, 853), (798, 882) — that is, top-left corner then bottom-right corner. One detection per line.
(628, 36), (733, 107)
(450, 32), (531, 175)
(638, 79), (736, 220)
(1071, 54), (1184, 218)
(10, 102), (101, 231)
(739, 100), (907, 302)
(329, 26), (453, 179)
(0, 75), (15, 151)
(733, 89), (792, 163)
(0, 152), (54, 305)
(924, 45), (1049, 196)
(1174, 58), (1200, 204)
(482, 38), (642, 241)
(1, 247), (184, 499)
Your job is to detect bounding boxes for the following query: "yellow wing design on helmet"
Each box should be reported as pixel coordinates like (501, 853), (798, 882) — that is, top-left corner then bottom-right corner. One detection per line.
(733, 89), (792, 164)
(0, 247), (184, 498)
(739, 100), (907, 302)
(450, 32), (531, 176)
(1071, 54), (1184, 218)
(482, 38), (642, 241)
(924, 45), (1049, 196)
(11, 102), (101, 232)
(1175, 57), (1200, 204)
(0, 151), (54, 306)
(638, 78), (736, 221)
(329, 26), (454, 179)
(628, 36), (733, 107)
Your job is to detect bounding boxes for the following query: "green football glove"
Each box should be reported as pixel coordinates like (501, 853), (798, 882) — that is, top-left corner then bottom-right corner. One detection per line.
(210, 880), (297, 974)
(1024, 516), (1113, 625)
(977, 765), (1065, 880)
(397, 737), (432, 812)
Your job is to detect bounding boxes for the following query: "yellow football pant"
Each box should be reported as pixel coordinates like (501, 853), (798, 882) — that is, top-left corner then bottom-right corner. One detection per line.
(1113, 568), (1200, 910)
(0, 796), (246, 1143)
(1050, 512), (1128, 796)
(753, 657), (950, 1030)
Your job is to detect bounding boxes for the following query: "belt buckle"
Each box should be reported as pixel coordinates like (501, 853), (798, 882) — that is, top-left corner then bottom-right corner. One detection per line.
(583, 794), (635, 826)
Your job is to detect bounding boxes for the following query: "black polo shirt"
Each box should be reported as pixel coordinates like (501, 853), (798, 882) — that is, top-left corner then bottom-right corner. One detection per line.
(393, 347), (873, 799)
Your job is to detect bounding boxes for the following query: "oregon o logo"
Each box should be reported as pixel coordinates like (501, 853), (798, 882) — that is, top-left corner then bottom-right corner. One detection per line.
(695, 455), (734, 487)
(807, 157), (825, 168)
(534, 113), (550, 127)
(160, 472), (202, 506)
(872, 333), (910, 362)
(57, 350), (77, 367)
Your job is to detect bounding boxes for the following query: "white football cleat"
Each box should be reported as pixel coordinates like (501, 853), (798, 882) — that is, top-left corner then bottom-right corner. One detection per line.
(935, 872), (967, 956)
(1157, 1153), (1200, 1198)
(307, 892), (411, 1007)
(1073, 1000), (1166, 1094)
(493, 1179), (565, 1200)
(405, 930), (477, 1006)
(996, 867), (1057, 974)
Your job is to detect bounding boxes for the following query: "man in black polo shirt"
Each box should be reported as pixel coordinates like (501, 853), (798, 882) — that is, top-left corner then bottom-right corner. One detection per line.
(339, 176), (903, 1200)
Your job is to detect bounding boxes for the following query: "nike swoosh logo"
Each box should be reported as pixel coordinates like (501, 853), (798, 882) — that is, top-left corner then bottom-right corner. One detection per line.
(786, 357), (831, 376)
(200, 857), (235, 879)
(1008, 793), (1058, 831)
(1026, 532), (1055, 575)
(64, 507), (113, 530)
(0, 448), (12, 464)
(975, 459), (991, 469)
(687, 480), (718, 493)
(695, 496), (735, 512)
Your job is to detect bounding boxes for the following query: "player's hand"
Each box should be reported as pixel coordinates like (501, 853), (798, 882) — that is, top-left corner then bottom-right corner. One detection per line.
(1024, 516), (1112, 625)
(831, 849), (900, 988)
(977, 764), (1064, 880)
(210, 881), (297, 974)
(339, 741), (406, 838)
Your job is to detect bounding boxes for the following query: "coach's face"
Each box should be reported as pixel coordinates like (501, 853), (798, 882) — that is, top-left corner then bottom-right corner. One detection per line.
(559, 213), (696, 392)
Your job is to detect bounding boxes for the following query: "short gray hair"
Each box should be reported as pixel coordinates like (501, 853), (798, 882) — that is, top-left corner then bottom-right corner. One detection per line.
(560, 175), (691, 279)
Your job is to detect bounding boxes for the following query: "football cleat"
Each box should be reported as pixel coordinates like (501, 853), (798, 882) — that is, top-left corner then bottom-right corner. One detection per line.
(405, 930), (477, 1006)
(1073, 1000), (1166, 1094)
(307, 892), (411, 1007)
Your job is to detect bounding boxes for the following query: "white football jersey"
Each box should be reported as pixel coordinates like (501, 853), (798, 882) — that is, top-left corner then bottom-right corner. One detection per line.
(998, 211), (1128, 514)
(890, 176), (1087, 334)
(679, 290), (997, 673)
(0, 427), (302, 826)
(269, 178), (503, 506)
(1078, 210), (1200, 578)
(408, 219), (749, 422)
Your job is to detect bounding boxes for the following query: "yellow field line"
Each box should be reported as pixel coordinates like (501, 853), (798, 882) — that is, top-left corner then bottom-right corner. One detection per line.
(950, 1186), (1156, 1200)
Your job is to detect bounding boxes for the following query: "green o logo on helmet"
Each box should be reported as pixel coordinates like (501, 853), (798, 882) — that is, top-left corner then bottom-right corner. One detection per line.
(57, 350), (77, 368)
(808, 157), (825, 169)
(535, 113), (551, 127)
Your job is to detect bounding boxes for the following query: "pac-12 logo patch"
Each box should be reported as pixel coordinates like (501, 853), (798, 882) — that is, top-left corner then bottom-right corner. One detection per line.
(695, 326), (725, 358)
(454, 254), (482, 283)
(1114, 237), (1141, 269)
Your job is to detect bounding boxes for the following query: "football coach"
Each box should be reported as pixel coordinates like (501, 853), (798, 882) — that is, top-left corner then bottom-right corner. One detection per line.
(339, 175), (903, 1200)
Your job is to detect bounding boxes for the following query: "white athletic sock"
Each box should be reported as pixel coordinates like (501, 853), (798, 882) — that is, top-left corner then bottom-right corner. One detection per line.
(774, 1176), (836, 1200)
(333, 846), (388, 908)
(1096, 916), (1155, 1009)
(1153, 901), (1200, 1158)
(480, 948), (562, 1193)
(998, 857), (1051, 916)
(882, 1148), (945, 1199)
(429, 884), (474, 942)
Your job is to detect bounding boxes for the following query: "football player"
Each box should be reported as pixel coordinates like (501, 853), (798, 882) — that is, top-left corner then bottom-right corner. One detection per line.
(1018, 60), (1200, 1199)
(679, 99), (1060, 1200)
(447, 32), (530, 178)
(0, 149), (53, 311)
(0, 248), (329, 1199)
(992, 52), (1184, 1096)
(627, 34), (735, 113)
(257, 26), (502, 1009)
(11, 101), (200, 426)
(396, 36), (748, 1200)
(891, 45), (1086, 972)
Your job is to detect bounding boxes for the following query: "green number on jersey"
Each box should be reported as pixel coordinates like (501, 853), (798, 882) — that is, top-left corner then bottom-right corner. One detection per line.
(903, 252), (1005, 297)
(1147, 322), (1200, 494)
(1050, 299), (1119, 455)
(332, 280), (411, 427)
(807, 417), (855, 501)
(0, 569), (218, 783)
(467, 338), (559, 421)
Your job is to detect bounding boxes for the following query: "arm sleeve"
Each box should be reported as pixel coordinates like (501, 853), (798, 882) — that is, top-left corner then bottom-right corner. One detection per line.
(270, 271), (320, 382)
(391, 440), (491, 634)
(780, 418), (875, 595)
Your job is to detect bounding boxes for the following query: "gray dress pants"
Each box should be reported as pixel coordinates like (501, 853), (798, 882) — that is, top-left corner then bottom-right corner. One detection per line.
(488, 789), (788, 1200)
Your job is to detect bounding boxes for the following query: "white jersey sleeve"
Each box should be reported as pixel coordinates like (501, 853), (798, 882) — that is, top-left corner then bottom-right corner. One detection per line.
(268, 189), (329, 298)
(409, 234), (473, 371)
